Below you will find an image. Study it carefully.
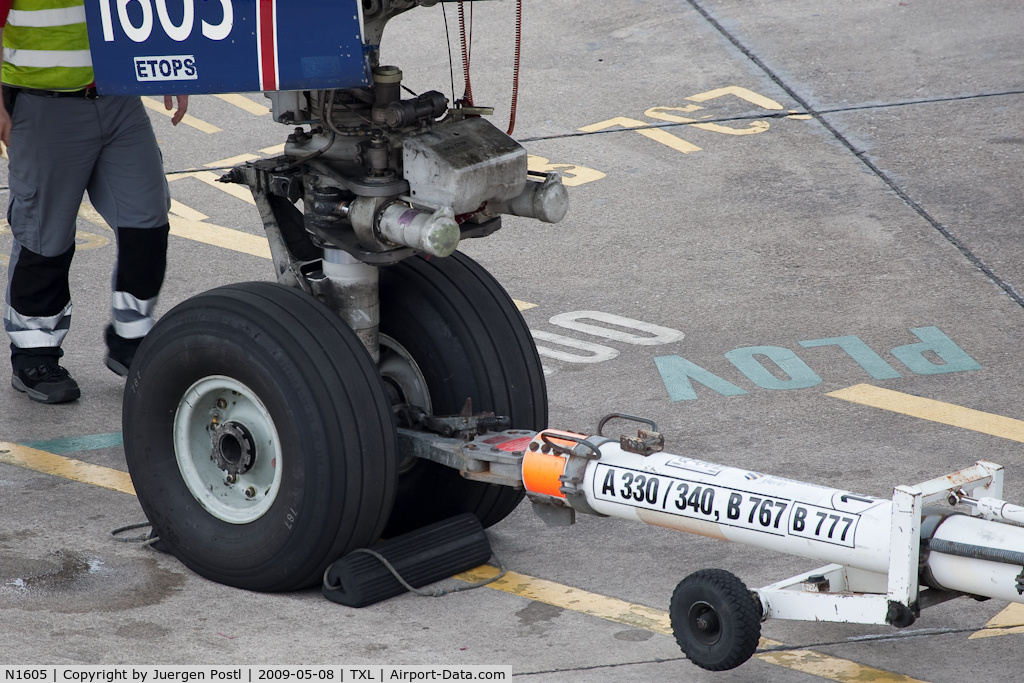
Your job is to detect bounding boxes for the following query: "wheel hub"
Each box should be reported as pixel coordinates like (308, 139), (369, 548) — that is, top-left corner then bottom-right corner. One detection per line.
(173, 375), (283, 524)
(689, 602), (722, 645)
(212, 421), (256, 477)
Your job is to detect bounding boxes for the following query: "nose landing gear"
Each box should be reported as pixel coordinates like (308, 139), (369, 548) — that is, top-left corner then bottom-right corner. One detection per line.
(122, 251), (546, 590)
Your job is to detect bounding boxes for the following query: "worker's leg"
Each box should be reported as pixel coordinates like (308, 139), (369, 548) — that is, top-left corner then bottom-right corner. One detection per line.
(86, 95), (172, 376)
(5, 94), (102, 401)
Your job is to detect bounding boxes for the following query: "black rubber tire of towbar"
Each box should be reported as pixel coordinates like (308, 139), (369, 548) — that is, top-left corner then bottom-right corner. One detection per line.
(670, 568), (763, 671)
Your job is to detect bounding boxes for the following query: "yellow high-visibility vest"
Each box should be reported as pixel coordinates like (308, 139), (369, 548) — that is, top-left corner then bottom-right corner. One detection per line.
(2, 0), (93, 90)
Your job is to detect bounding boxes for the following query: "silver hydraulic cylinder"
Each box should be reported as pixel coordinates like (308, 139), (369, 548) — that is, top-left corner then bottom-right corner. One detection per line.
(348, 197), (460, 258)
(487, 173), (569, 224)
(317, 248), (380, 361)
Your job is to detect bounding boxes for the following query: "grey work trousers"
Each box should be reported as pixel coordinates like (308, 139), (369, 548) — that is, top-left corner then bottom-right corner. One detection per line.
(3, 91), (172, 370)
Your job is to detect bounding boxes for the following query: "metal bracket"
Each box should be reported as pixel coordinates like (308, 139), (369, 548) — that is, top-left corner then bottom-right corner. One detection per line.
(596, 413), (664, 455)
(756, 564), (892, 625)
(224, 163), (316, 293)
(394, 403), (511, 439)
(527, 493), (576, 527)
(396, 427), (533, 488)
(536, 431), (612, 517)
(886, 485), (922, 626)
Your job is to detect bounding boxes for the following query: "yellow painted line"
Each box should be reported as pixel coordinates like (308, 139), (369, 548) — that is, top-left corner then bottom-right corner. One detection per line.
(214, 93), (271, 117)
(174, 170), (257, 205)
(827, 384), (1024, 443)
(170, 199), (209, 223)
(579, 116), (648, 133)
(527, 155), (605, 188)
(831, 384), (1024, 643)
(636, 128), (702, 154)
(0, 442), (135, 495)
(260, 143), (286, 156)
(78, 201), (110, 230)
(644, 105), (770, 136)
(142, 96), (222, 134)
(458, 565), (927, 682)
(578, 117), (701, 153)
(206, 153), (260, 168)
(686, 86), (785, 111)
(77, 194), (266, 261)
(0, 427), (923, 681)
(513, 300), (536, 312)
(459, 565), (673, 634)
(168, 214), (271, 260)
(970, 604), (1024, 639)
(756, 650), (926, 682)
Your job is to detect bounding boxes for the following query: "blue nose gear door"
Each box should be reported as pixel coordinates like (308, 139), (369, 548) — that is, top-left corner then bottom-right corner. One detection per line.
(84, 0), (371, 95)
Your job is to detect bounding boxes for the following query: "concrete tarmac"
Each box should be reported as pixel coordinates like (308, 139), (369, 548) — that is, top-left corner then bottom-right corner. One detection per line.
(2, 1), (1024, 681)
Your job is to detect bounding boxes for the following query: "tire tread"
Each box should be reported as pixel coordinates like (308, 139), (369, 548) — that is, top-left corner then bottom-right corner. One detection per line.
(670, 568), (762, 671)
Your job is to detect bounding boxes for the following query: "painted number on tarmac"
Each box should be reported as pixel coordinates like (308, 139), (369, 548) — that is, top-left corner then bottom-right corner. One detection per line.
(579, 85), (806, 156)
(594, 463), (860, 546)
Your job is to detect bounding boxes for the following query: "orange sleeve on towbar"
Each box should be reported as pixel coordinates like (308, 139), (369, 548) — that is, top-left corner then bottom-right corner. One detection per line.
(521, 430), (586, 498)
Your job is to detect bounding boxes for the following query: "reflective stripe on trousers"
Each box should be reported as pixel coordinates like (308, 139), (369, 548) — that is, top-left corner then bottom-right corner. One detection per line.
(4, 301), (71, 348)
(111, 291), (158, 339)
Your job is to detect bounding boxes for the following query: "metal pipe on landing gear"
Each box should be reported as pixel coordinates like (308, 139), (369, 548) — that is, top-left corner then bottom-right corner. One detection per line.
(376, 203), (460, 257)
(347, 197), (461, 258)
(320, 248), (380, 361)
(487, 173), (569, 224)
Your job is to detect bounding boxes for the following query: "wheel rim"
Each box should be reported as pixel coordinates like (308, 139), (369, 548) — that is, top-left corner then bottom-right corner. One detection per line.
(688, 601), (723, 646)
(173, 375), (283, 524)
(378, 334), (432, 412)
(378, 335), (432, 475)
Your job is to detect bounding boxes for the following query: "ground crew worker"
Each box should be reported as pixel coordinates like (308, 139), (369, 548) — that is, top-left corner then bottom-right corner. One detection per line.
(0, 0), (187, 403)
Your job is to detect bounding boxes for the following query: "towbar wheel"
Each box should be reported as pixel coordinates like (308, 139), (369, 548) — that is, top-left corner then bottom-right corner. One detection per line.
(670, 568), (763, 671)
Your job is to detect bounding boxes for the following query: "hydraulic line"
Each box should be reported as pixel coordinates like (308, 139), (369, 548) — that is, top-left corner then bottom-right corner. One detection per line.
(507, 0), (522, 135)
(458, 1), (474, 106)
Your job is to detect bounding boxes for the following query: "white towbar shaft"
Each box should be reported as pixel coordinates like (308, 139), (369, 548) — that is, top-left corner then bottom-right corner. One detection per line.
(528, 430), (898, 572)
(523, 429), (1023, 597)
(513, 420), (1024, 670)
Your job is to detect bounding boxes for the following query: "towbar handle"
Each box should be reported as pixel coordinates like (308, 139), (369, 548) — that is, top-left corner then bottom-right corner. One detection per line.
(539, 432), (602, 460)
(597, 413), (659, 437)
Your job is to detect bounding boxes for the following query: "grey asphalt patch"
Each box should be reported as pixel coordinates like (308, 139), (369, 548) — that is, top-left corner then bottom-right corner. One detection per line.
(826, 96), (1024, 302)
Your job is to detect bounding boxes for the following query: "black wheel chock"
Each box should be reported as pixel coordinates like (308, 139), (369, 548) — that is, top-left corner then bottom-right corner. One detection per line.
(322, 513), (493, 608)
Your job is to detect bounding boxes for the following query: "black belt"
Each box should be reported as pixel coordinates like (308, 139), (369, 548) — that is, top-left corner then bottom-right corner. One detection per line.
(17, 86), (99, 99)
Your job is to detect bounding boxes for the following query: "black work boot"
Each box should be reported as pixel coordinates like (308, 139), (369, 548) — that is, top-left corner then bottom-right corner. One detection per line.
(11, 362), (81, 403)
(105, 325), (143, 377)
